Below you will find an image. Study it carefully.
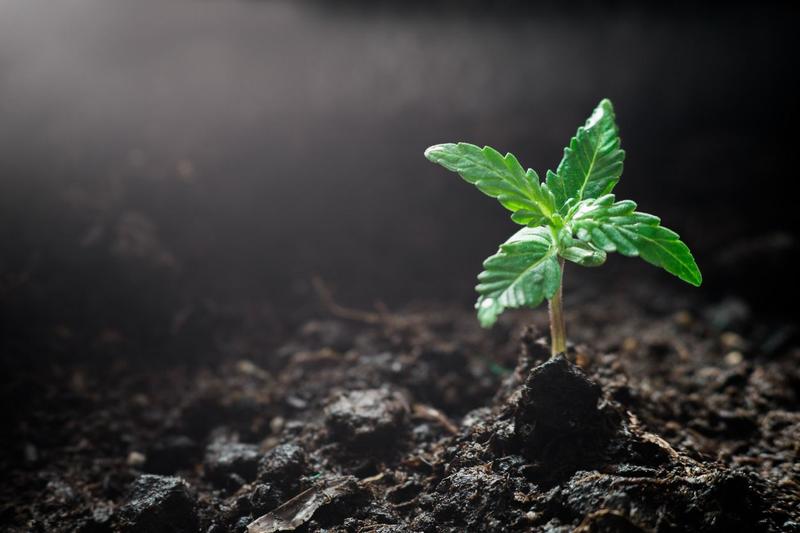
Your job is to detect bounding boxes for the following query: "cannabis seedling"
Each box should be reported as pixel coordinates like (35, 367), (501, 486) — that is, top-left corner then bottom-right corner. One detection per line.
(425, 99), (702, 357)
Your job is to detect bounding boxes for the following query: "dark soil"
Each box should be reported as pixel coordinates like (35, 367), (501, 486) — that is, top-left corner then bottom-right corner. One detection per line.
(2, 287), (799, 532)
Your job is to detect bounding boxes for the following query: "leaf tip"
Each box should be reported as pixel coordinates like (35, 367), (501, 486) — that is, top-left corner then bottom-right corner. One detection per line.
(424, 144), (449, 162)
(682, 254), (703, 287)
(674, 258), (702, 287)
(586, 98), (615, 129)
(476, 297), (499, 328)
(686, 269), (703, 287)
(599, 97), (614, 110)
(478, 317), (496, 329)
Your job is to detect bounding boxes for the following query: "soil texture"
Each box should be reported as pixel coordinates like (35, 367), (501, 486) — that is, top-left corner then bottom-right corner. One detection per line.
(2, 287), (799, 532)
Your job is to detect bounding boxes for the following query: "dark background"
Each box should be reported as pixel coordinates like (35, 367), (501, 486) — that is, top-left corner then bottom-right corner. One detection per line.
(1, 1), (797, 361)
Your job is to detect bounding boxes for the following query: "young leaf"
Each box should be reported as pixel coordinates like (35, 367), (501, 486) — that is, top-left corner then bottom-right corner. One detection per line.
(546, 99), (625, 211)
(475, 227), (561, 327)
(560, 240), (607, 267)
(424, 143), (555, 226)
(570, 194), (702, 286)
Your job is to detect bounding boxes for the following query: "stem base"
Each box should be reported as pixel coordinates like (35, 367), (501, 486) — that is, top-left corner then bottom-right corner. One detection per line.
(548, 258), (567, 357)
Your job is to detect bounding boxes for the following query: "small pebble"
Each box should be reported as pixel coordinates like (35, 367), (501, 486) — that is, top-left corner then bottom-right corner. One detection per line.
(724, 351), (744, 366)
(286, 396), (308, 409)
(721, 331), (746, 351)
(131, 394), (150, 407)
(236, 359), (267, 378)
(270, 416), (285, 434)
(673, 310), (693, 327)
(622, 337), (638, 352)
(127, 451), (147, 468)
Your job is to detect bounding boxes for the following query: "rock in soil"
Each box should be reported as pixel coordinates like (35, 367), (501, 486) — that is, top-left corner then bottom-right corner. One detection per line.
(204, 437), (261, 489)
(324, 387), (409, 449)
(116, 475), (197, 533)
(257, 443), (308, 491)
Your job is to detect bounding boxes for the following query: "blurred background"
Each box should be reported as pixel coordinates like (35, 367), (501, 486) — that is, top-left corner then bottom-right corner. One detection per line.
(1, 0), (797, 362)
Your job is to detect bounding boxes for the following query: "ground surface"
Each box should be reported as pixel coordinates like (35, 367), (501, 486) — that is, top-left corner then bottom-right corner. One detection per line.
(1, 284), (799, 532)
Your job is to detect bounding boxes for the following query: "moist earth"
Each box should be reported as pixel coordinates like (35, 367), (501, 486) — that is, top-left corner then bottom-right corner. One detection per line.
(1, 289), (799, 532)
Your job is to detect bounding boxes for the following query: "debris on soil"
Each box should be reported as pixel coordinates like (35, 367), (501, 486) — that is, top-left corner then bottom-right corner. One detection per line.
(246, 477), (360, 533)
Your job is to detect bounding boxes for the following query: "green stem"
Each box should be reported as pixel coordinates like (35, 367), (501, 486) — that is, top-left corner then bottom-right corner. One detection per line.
(548, 257), (567, 357)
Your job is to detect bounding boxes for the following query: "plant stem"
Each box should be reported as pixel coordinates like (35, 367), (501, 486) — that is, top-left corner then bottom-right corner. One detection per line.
(548, 257), (566, 357)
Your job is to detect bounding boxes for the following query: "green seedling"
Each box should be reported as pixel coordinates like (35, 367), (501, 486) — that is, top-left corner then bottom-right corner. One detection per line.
(425, 99), (701, 356)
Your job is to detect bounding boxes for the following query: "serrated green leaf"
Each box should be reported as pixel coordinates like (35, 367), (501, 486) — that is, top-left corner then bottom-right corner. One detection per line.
(475, 227), (561, 327)
(546, 99), (625, 211)
(571, 195), (702, 286)
(425, 142), (555, 226)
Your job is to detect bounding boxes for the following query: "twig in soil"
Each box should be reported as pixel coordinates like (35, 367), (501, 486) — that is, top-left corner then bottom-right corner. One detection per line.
(311, 275), (384, 324)
(359, 472), (386, 484)
(639, 431), (682, 462)
(412, 403), (459, 435)
(311, 275), (429, 335)
(389, 498), (420, 511)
